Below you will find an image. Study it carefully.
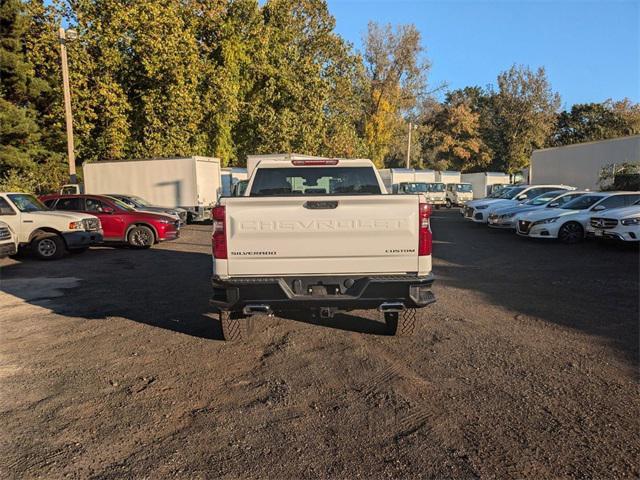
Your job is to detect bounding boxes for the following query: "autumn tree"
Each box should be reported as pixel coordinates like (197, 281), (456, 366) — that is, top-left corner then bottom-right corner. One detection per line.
(362, 22), (429, 167)
(421, 95), (492, 172)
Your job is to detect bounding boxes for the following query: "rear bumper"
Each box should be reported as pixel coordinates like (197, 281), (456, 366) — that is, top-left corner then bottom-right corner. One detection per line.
(210, 274), (435, 313)
(62, 231), (104, 248)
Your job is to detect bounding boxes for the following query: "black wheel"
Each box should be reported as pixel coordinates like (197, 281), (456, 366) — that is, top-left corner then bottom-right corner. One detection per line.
(186, 212), (194, 224)
(220, 311), (253, 342)
(31, 233), (65, 260)
(445, 199), (452, 209)
(127, 225), (154, 248)
(558, 222), (584, 244)
(69, 247), (89, 254)
(384, 309), (419, 337)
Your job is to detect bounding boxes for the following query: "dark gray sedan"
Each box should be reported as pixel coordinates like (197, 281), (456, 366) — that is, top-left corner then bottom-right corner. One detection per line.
(107, 194), (187, 224)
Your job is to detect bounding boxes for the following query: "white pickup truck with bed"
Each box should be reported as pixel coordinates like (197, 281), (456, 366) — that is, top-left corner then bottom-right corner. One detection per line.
(210, 158), (436, 341)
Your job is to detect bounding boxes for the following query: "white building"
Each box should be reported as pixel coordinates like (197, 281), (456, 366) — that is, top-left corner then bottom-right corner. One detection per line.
(529, 135), (640, 190)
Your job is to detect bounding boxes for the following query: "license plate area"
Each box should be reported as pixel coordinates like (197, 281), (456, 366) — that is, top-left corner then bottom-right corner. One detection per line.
(595, 229), (604, 237)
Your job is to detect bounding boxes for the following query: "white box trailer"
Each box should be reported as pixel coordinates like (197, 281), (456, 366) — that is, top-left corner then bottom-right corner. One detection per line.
(83, 156), (222, 222)
(436, 171), (461, 184)
(460, 172), (511, 199)
(379, 168), (435, 193)
(378, 168), (415, 193)
(221, 167), (248, 196)
(413, 169), (437, 183)
(530, 135), (640, 190)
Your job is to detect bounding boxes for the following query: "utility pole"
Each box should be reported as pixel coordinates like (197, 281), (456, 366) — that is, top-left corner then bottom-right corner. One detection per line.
(59, 27), (77, 184)
(406, 122), (415, 169)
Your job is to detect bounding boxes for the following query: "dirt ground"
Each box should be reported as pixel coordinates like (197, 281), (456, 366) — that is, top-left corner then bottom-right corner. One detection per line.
(1, 210), (638, 479)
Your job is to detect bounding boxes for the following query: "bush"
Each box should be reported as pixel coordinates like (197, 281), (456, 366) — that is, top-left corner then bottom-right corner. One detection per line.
(0, 161), (69, 194)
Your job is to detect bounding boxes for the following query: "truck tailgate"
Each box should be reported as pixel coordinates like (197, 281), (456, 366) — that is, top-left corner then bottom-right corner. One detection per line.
(222, 195), (420, 276)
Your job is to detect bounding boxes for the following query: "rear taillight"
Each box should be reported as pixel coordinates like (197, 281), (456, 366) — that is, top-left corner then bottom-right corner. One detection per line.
(418, 202), (432, 256)
(212, 205), (227, 259)
(291, 159), (339, 166)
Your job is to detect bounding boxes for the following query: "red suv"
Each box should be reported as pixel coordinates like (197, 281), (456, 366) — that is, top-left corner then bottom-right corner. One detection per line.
(40, 194), (180, 248)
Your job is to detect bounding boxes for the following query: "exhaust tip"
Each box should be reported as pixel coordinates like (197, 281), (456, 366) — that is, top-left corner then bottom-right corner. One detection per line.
(242, 304), (273, 316)
(378, 302), (406, 312)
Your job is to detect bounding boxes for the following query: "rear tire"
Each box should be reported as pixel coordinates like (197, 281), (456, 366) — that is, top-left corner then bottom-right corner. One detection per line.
(127, 225), (154, 248)
(558, 222), (584, 244)
(384, 309), (419, 337)
(220, 311), (253, 341)
(31, 233), (65, 260)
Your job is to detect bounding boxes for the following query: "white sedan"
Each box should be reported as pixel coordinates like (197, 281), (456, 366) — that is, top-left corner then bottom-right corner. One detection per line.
(587, 202), (640, 242)
(515, 192), (640, 244)
(463, 185), (573, 223)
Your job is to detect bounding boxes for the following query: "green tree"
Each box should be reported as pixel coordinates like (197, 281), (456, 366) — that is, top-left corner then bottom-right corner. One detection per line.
(0, 0), (66, 192)
(553, 99), (640, 146)
(489, 65), (560, 173)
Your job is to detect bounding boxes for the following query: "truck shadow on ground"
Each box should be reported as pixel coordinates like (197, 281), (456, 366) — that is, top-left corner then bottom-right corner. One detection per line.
(0, 246), (388, 340)
(278, 310), (388, 335)
(432, 210), (640, 366)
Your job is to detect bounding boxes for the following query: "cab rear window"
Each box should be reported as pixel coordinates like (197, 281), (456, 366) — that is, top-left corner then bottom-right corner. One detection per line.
(250, 167), (382, 196)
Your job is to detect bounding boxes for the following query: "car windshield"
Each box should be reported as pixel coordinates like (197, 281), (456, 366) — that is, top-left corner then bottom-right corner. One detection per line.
(109, 197), (135, 211)
(129, 195), (151, 206)
(487, 188), (510, 198)
(7, 194), (47, 212)
(561, 195), (602, 210)
(250, 167), (381, 196)
(456, 184), (472, 192)
(500, 186), (525, 199)
(401, 183), (428, 193)
(526, 191), (563, 206)
(427, 183), (445, 192)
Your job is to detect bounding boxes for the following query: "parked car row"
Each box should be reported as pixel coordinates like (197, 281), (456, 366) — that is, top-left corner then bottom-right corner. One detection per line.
(462, 186), (640, 244)
(0, 192), (181, 260)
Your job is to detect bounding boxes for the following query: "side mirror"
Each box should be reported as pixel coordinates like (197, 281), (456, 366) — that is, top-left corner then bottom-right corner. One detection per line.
(592, 205), (606, 212)
(516, 194), (527, 201)
(103, 206), (115, 214)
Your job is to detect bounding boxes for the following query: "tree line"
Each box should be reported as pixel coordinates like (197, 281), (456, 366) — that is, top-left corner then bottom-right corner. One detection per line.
(2, 0), (639, 193)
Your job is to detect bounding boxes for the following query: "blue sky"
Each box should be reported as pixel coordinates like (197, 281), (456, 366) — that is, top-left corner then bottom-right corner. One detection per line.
(326, 0), (639, 108)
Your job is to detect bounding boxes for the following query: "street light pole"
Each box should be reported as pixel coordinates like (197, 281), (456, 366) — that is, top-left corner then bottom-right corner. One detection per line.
(406, 122), (414, 169)
(59, 27), (77, 184)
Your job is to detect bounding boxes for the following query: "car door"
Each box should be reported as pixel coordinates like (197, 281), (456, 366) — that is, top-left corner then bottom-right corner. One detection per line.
(84, 197), (127, 240)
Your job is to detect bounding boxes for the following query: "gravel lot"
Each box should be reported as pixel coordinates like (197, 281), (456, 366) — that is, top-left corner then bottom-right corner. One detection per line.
(1, 210), (638, 479)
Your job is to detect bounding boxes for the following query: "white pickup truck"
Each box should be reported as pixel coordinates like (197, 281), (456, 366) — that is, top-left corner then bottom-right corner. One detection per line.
(210, 158), (435, 340)
(0, 192), (103, 260)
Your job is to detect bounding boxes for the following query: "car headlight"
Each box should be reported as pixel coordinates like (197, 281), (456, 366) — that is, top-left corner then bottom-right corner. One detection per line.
(532, 217), (559, 226)
(476, 205), (489, 210)
(621, 217), (640, 226)
(68, 221), (84, 230)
